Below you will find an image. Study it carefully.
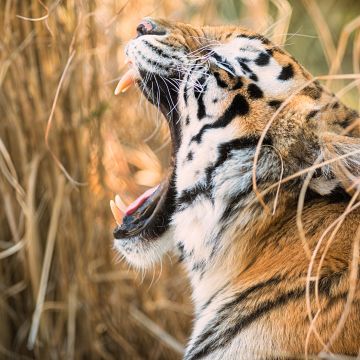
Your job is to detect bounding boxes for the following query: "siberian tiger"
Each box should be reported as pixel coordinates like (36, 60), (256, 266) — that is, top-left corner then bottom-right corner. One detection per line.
(110, 18), (360, 359)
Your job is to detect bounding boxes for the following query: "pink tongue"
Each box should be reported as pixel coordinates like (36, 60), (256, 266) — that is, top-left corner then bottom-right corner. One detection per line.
(125, 185), (159, 216)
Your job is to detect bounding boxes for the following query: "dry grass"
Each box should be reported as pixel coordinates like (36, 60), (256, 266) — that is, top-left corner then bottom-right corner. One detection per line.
(0, 1), (360, 359)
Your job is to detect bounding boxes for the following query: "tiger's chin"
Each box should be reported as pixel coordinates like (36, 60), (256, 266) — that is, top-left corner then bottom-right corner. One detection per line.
(113, 230), (175, 269)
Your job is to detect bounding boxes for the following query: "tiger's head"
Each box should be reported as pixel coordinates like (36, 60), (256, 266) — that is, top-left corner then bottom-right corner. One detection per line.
(112, 19), (359, 271)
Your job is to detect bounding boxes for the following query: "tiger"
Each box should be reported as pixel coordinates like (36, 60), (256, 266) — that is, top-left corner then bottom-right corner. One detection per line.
(110, 18), (360, 359)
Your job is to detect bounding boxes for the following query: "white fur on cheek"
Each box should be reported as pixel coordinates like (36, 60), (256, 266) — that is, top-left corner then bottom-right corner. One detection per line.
(113, 229), (174, 269)
(125, 36), (186, 77)
(176, 73), (237, 192)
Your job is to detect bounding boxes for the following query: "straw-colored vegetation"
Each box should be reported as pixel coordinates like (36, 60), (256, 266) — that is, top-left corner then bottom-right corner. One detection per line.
(0, 1), (359, 359)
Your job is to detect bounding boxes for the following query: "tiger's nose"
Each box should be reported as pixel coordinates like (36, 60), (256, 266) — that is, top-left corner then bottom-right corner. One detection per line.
(136, 19), (156, 36)
(136, 19), (166, 37)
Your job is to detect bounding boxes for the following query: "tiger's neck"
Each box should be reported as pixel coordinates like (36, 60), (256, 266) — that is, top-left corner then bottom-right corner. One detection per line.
(173, 141), (290, 310)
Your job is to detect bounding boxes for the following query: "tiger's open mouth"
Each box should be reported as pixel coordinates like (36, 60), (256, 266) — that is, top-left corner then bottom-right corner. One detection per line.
(111, 45), (181, 241)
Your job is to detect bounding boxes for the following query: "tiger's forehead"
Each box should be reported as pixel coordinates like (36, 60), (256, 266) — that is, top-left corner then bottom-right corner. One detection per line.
(211, 38), (307, 97)
(147, 18), (311, 93)
(148, 18), (257, 40)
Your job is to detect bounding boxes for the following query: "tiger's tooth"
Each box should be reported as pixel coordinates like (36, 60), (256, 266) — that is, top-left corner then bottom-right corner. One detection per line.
(116, 84), (131, 94)
(110, 200), (123, 224)
(114, 68), (138, 95)
(115, 194), (127, 212)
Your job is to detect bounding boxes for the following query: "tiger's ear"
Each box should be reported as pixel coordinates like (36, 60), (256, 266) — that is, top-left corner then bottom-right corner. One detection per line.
(313, 132), (360, 196)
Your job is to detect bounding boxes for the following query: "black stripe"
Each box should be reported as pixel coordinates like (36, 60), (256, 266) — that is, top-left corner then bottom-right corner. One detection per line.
(192, 260), (206, 272)
(143, 40), (181, 61)
(221, 184), (277, 224)
(186, 286), (305, 360)
(306, 109), (319, 121)
(318, 272), (343, 296)
(331, 101), (340, 109)
(213, 71), (228, 88)
(177, 183), (211, 207)
(237, 57), (250, 63)
(155, 38), (186, 51)
(236, 58), (258, 81)
(225, 277), (282, 309)
(194, 75), (208, 120)
(247, 83), (263, 99)
(212, 52), (236, 75)
(184, 83), (189, 105)
(198, 282), (230, 314)
(204, 136), (272, 224)
(255, 52), (270, 66)
(205, 136), (272, 186)
(176, 242), (194, 263)
(268, 100), (282, 109)
(194, 75), (207, 98)
(232, 78), (243, 90)
(301, 85), (322, 100)
(136, 50), (169, 71)
(187, 277), (284, 358)
(188, 272), (347, 360)
(183, 66), (194, 106)
(191, 277), (282, 353)
(211, 52), (223, 63)
(339, 109), (358, 128)
(250, 73), (258, 82)
(236, 34), (271, 45)
(278, 63), (294, 81)
(237, 59), (252, 74)
(191, 94), (250, 144)
(197, 92), (206, 119)
(177, 242), (185, 262)
(220, 189), (251, 221)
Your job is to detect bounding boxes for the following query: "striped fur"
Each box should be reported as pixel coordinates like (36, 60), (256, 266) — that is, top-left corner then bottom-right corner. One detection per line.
(114, 19), (360, 359)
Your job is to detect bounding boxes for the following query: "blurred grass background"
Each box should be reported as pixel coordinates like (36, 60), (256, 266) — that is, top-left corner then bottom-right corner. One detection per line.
(0, 1), (359, 359)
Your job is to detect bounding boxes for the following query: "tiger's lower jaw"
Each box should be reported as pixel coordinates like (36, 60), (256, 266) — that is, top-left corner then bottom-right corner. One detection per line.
(112, 175), (178, 269)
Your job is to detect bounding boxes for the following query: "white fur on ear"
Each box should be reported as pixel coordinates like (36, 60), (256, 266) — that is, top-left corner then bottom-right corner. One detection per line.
(309, 177), (339, 195)
(320, 132), (360, 195)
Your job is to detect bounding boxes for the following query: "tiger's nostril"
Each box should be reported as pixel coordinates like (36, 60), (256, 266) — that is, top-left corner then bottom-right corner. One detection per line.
(136, 23), (147, 37)
(136, 20), (155, 37)
(136, 19), (166, 37)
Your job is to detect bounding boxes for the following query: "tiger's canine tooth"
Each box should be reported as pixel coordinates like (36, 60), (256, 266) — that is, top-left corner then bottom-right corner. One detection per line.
(115, 194), (127, 212)
(110, 200), (123, 224)
(114, 68), (138, 95)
